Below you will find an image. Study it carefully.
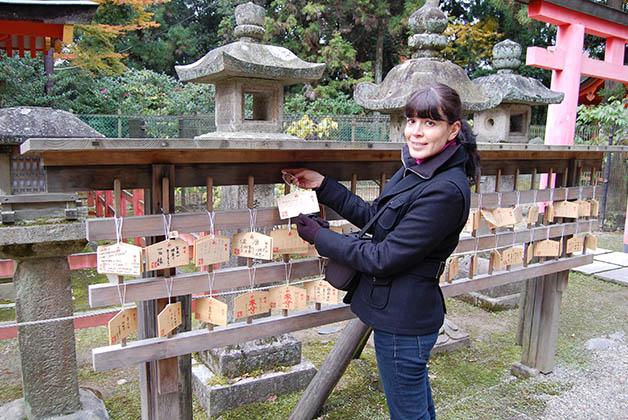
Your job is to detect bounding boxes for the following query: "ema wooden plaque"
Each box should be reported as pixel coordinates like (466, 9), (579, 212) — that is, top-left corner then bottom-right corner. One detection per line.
(195, 297), (228, 327)
(234, 291), (270, 319)
(157, 302), (182, 338)
(566, 236), (584, 254)
(108, 308), (138, 345)
(502, 247), (523, 266)
(277, 190), (320, 219)
(303, 280), (323, 302)
(481, 207), (518, 228)
(526, 243), (534, 264)
(146, 239), (189, 271)
(574, 200), (591, 217)
(271, 228), (311, 254)
(97, 243), (143, 277)
(544, 204), (555, 224)
(315, 282), (339, 304)
(193, 235), (230, 266)
(585, 234), (598, 251)
(232, 232), (273, 260)
(553, 201), (579, 218)
(269, 286), (307, 311)
(527, 205), (540, 225)
(490, 250), (503, 271)
(463, 209), (481, 233)
(448, 257), (459, 282)
(590, 199), (599, 217)
(534, 240), (560, 257)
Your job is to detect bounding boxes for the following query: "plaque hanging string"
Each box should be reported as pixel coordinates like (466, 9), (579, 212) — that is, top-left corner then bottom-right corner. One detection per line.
(114, 214), (124, 244)
(116, 282), (127, 311)
(206, 210), (216, 238)
(247, 265), (257, 291)
(248, 208), (257, 233)
(284, 261), (293, 286)
(207, 271), (216, 298)
(162, 213), (172, 243)
(163, 276), (174, 304)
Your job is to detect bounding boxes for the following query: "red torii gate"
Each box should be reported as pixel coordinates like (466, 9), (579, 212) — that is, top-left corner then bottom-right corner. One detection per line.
(524, 0), (628, 251)
(525, 0), (628, 146)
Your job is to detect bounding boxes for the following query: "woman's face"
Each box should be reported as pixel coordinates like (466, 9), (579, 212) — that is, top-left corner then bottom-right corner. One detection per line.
(404, 115), (461, 161)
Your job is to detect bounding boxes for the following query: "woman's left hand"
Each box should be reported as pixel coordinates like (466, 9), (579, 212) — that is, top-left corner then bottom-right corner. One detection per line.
(295, 214), (326, 244)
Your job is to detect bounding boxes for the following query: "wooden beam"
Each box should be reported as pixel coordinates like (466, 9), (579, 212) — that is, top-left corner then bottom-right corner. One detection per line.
(440, 254), (592, 298)
(92, 305), (355, 371)
(89, 258), (322, 308)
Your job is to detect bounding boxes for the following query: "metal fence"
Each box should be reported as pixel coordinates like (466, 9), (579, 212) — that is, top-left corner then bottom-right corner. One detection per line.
(77, 114), (604, 144)
(76, 114), (391, 142)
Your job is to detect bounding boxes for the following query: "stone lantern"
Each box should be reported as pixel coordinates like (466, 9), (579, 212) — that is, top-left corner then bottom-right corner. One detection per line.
(175, 2), (324, 139)
(353, 0), (495, 142)
(473, 39), (564, 143)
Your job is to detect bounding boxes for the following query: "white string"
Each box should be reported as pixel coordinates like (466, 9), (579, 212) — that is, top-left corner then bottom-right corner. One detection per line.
(164, 276), (174, 304)
(589, 220), (593, 234)
(114, 215), (124, 244)
(516, 190), (521, 207)
(116, 282), (127, 310)
(549, 187), (555, 203)
(560, 224), (566, 242)
(318, 258), (326, 278)
(284, 261), (293, 286)
(579, 186), (583, 201)
(529, 227), (535, 244)
(162, 213), (172, 242)
(288, 218), (292, 233)
(592, 185), (597, 200)
(206, 210), (215, 238)
(477, 193), (483, 210)
(248, 208), (257, 233)
(207, 271), (216, 298)
(248, 265), (257, 290)
(547, 225), (551, 241)
(497, 192), (502, 208)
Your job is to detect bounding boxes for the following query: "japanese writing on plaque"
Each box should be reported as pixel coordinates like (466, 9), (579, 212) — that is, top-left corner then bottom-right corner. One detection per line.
(97, 242), (143, 277)
(303, 280), (322, 303)
(553, 201), (580, 218)
(481, 207), (518, 228)
(145, 239), (189, 271)
(234, 291), (270, 319)
(566, 236), (584, 254)
(502, 247), (523, 266)
(157, 302), (182, 338)
(271, 228), (311, 254)
(277, 190), (320, 219)
(269, 286), (307, 311)
(195, 297), (228, 327)
(534, 239), (561, 257)
(232, 232), (273, 260)
(108, 308), (138, 345)
(194, 235), (230, 266)
(315, 282), (338, 304)
(574, 200), (591, 217)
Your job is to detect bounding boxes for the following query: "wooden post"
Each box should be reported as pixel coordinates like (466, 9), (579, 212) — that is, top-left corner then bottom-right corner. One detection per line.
(514, 270), (569, 375)
(289, 319), (370, 420)
(247, 175), (255, 324)
(205, 176), (214, 331)
(137, 164), (192, 420)
(113, 178), (126, 347)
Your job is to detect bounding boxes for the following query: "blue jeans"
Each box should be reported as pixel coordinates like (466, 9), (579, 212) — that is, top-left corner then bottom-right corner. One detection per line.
(373, 329), (439, 420)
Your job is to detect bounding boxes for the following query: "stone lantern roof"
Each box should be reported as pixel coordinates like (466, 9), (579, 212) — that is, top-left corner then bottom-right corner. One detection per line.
(175, 2), (324, 137)
(474, 39), (564, 106)
(354, 0), (494, 114)
(175, 3), (324, 85)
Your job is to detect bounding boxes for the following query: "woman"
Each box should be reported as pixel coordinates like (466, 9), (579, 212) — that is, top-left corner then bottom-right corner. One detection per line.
(284, 83), (480, 420)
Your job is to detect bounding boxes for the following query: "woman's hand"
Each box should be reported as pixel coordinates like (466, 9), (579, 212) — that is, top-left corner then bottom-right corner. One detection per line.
(281, 168), (325, 189)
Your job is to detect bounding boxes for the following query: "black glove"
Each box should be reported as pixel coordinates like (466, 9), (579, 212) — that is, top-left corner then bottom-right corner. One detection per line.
(295, 214), (325, 244)
(309, 216), (330, 229)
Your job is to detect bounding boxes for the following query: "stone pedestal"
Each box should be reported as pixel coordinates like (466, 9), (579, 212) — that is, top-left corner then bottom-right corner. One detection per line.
(0, 223), (90, 420)
(192, 334), (317, 417)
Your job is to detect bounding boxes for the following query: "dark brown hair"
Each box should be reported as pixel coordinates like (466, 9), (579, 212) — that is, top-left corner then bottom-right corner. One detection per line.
(404, 83), (480, 183)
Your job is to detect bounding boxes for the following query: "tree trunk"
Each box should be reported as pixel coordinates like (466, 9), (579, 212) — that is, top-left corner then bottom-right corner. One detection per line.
(375, 17), (384, 85)
(44, 47), (54, 95)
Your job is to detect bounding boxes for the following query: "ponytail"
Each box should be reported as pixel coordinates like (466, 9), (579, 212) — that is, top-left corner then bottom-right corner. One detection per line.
(457, 120), (481, 185)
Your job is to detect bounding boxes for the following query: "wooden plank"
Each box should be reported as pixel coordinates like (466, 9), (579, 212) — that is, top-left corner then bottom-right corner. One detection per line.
(45, 165), (152, 192)
(440, 254), (592, 298)
(455, 220), (599, 254)
(0, 193), (77, 203)
(92, 304), (355, 371)
(535, 271), (567, 373)
(469, 186), (598, 208)
(89, 258), (322, 308)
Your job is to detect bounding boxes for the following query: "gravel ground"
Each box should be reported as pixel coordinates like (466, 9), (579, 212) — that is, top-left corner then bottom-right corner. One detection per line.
(540, 332), (628, 420)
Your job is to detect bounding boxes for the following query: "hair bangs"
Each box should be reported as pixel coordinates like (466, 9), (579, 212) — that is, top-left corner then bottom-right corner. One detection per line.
(404, 88), (446, 122)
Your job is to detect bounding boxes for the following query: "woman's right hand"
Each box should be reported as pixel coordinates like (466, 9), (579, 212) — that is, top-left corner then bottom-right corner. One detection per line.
(281, 168), (325, 189)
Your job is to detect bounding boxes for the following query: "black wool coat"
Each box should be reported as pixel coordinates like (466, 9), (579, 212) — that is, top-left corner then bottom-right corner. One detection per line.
(314, 144), (471, 335)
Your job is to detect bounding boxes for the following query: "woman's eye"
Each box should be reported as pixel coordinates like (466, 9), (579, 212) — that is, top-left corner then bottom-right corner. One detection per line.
(425, 120), (435, 126)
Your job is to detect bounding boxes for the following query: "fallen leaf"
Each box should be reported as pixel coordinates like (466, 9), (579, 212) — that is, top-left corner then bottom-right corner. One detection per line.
(266, 395), (278, 403)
